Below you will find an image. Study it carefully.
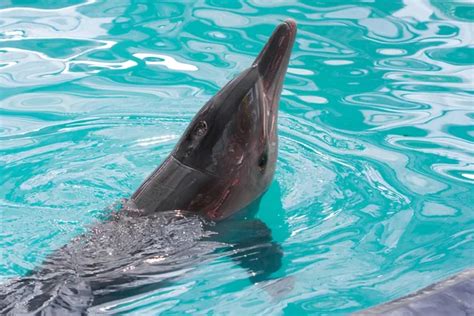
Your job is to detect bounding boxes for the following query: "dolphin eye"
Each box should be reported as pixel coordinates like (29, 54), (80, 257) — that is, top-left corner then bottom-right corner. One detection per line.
(194, 120), (208, 137)
(258, 151), (268, 169)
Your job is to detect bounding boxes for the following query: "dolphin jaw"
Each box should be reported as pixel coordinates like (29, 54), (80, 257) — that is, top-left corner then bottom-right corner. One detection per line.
(252, 19), (297, 139)
(252, 19), (296, 93)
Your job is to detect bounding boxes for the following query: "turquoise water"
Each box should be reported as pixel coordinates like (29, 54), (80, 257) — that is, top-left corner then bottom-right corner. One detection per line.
(1, 0), (473, 314)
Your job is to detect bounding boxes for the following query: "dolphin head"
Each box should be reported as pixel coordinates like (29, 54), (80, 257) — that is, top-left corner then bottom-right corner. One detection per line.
(172, 19), (297, 220)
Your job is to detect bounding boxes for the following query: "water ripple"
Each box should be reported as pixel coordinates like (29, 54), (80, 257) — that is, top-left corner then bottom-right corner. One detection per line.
(0, 0), (473, 314)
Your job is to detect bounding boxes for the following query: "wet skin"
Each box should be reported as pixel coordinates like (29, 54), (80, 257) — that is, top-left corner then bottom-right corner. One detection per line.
(356, 268), (474, 315)
(0, 20), (297, 314)
(128, 19), (297, 221)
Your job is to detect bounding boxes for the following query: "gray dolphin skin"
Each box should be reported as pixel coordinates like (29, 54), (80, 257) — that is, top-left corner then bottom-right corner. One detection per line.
(356, 268), (474, 315)
(127, 19), (297, 221)
(0, 20), (297, 314)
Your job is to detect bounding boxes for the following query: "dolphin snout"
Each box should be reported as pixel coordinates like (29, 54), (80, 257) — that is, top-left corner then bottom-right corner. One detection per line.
(252, 19), (297, 97)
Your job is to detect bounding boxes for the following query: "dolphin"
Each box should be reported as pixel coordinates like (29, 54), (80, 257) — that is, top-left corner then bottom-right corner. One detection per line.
(0, 19), (297, 314)
(355, 268), (474, 315)
(127, 19), (297, 221)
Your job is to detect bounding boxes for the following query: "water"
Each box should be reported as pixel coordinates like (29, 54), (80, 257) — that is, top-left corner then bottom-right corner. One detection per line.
(1, 0), (473, 314)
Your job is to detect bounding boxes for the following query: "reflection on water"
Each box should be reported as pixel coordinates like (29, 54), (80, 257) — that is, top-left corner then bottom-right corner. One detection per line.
(0, 0), (473, 314)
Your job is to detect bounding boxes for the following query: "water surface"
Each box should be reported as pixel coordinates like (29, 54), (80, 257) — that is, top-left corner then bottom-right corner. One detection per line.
(1, 0), (473, 314)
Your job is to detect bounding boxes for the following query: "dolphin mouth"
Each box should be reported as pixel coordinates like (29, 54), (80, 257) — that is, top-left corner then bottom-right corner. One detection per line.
(252, 19), (297, 98)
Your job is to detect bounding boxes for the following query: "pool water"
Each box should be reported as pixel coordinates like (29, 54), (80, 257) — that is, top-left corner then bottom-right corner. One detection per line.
(1, 0), (473, 314)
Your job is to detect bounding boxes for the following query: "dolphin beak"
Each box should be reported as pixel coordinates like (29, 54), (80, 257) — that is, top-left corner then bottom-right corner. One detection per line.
(252, 19), (297, 101)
